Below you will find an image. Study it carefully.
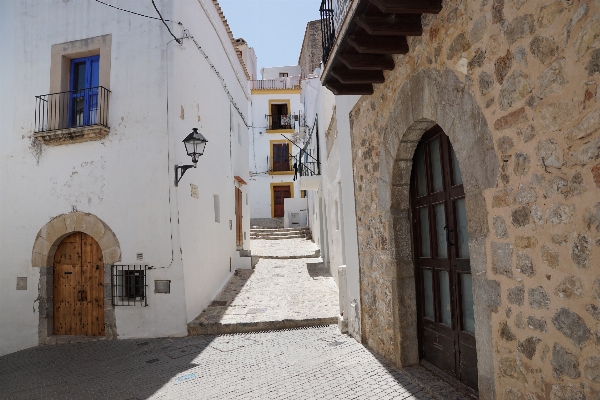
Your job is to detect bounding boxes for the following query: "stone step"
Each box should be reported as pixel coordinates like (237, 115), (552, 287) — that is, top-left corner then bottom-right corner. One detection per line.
(250, 249), (321, 260)
(250, 228), (311, 234)
(250, 234), (309, 239)
(188, 317), (338, 336)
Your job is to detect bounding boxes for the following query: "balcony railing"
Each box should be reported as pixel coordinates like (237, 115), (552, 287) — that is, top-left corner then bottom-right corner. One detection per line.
(297, 149), (320, 177)
(35, 86), (110, 133)
(251, 76), (301, 90)
(266, 114), (296, 131)
(320, 0), (351, 64)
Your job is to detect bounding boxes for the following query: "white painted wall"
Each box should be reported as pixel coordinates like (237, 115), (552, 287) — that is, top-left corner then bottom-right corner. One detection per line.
(248, 91), (302, 218)
(172, 0), (252, 326)
(329, 95), (361, 341)
(283, 198), (308, 228)
(0, 0), (250, 355)
(235, 39), (257, 80)
(260, 65), (301, 79)
(300, 72), (362, 342)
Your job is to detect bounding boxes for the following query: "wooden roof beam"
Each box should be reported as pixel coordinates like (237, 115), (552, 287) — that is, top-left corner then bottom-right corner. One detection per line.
(331, 66), (385, 84)
(369, 0), (443, 14)
(339, 53), (395, 70)
(356, 14), (423, 36)
(325, 78), (374, 95)
(348, 32), (409, 55)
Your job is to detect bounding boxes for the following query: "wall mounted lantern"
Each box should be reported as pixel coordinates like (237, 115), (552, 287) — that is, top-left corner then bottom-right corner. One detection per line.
(175, 128), (208, 187)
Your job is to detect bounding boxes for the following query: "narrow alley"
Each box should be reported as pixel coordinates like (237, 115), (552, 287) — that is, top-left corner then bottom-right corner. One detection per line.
(0, 227), (473, 400)
(187, 225), (339, 334)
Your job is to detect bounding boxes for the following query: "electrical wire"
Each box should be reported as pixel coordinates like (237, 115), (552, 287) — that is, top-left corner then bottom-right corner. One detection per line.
(180, 28), (249, 127)
(151, 0), (182, 44)
(94, 0), (165, 20)
(93, 0), (250, 129)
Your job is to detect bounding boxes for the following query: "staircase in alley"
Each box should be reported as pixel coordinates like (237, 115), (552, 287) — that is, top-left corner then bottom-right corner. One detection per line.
(187, 224), (338, 335)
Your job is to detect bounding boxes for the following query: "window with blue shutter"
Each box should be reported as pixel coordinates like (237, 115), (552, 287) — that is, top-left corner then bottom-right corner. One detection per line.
(69, 55), (99, 127)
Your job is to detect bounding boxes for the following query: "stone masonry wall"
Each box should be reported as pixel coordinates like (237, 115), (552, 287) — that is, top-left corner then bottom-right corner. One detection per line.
(299, 20), (323, 77)
(347, 0), (600, 399)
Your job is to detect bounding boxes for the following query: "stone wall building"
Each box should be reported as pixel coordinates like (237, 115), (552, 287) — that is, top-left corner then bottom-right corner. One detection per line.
(298, 20), (323, 77)
(318, 0), (600, 399)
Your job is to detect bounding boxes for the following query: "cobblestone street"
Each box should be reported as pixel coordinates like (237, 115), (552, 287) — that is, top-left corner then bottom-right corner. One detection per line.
(188, 231), (339, 334)
(0, 231), (474, 399)
(0, 326), (472, 400)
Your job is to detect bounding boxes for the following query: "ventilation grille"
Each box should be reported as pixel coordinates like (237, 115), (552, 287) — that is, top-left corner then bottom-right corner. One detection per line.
(136, 253), (143, 261)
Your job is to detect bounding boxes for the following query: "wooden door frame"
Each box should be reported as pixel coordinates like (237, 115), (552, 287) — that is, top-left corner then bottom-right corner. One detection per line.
(410, 126), (477, 389)
(32, 212), (120, 344)
(235, 187), (243, 249)
(270, 182), (294, 218)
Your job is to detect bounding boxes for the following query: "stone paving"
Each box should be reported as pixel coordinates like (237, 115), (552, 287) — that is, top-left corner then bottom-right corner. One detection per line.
(250, 236), (321, 258)
(250, 218), (284, 229)
(0, 325), (473, 400)
(188, 236), (338, 335)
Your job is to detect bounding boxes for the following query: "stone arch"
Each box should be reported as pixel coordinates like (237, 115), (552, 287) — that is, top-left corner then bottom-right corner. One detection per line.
(32, 212), (121, 267)
(33, 212), (120, 344)
(378, 68), (499, 399)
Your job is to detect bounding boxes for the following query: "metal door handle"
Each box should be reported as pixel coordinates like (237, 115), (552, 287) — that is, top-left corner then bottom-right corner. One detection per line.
(444, 226), (454, 246)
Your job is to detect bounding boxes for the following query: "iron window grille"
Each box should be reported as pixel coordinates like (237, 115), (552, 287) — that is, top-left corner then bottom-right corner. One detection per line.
(111, 265), (149, 306)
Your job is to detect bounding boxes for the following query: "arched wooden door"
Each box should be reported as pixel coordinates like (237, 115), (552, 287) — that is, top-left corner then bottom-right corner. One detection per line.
(53, 232), (105, 336)
(410, 126), (477, 390)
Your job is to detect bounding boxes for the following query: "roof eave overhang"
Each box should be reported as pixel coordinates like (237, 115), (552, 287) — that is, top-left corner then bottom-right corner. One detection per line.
(320, 0), (443, 96)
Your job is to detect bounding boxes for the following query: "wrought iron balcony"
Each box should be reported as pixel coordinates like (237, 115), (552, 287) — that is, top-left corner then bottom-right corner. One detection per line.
(35, 86), (110, 133)
(266, 114), (296, 131)
(320, 0), (351, 66)
(33, 86), (111, 146)
(319, 0), (443, 95)
(297, 149), (321, 177)
(251, 76), (301, 90)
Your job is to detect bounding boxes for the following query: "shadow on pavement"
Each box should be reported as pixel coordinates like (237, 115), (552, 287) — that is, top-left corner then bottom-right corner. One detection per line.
(187, 268), (255, 333)
(0, 336), (216, 400)
(306, 261), (331, 279)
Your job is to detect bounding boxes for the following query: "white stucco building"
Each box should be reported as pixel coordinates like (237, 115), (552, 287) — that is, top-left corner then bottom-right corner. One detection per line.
(248, 66), (304, 220)
(0, 0), (252, 356)
(296, 25), (362, 341)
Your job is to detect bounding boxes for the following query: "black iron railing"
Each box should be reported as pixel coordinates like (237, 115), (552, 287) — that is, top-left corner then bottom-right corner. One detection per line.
(266, 114), (295, 130)
(320, 0), (351, 65)
(297, 149), (320, 177)
(111, 265), (148, 307)
(35, 86), (110, 133)
(320, 0), (336, 64)
(251, 76), (301, 90)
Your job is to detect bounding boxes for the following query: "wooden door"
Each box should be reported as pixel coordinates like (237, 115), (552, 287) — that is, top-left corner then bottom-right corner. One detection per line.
(235, 187), (243, 248)
(410, 126), (477, 390)
(270, 103), (289, 129)
(272, 143), (290, 172)
(53, 232), (105, 336)
(273, 185), (291, 218)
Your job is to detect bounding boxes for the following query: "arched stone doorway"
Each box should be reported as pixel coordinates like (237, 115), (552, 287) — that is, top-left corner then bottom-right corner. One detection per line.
(410, 126), (477, 390)
(359, 69), (500, 399)
(32, 212), (120, 344)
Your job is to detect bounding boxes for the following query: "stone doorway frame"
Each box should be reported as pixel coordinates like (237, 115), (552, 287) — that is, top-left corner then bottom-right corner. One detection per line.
(373, 69), (500, 399)
(32, 212), (121, 344)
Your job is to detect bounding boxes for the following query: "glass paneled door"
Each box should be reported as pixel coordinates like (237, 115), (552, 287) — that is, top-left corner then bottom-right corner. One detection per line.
(410, 126), (478, 390)
(70, 55), (99, 127)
